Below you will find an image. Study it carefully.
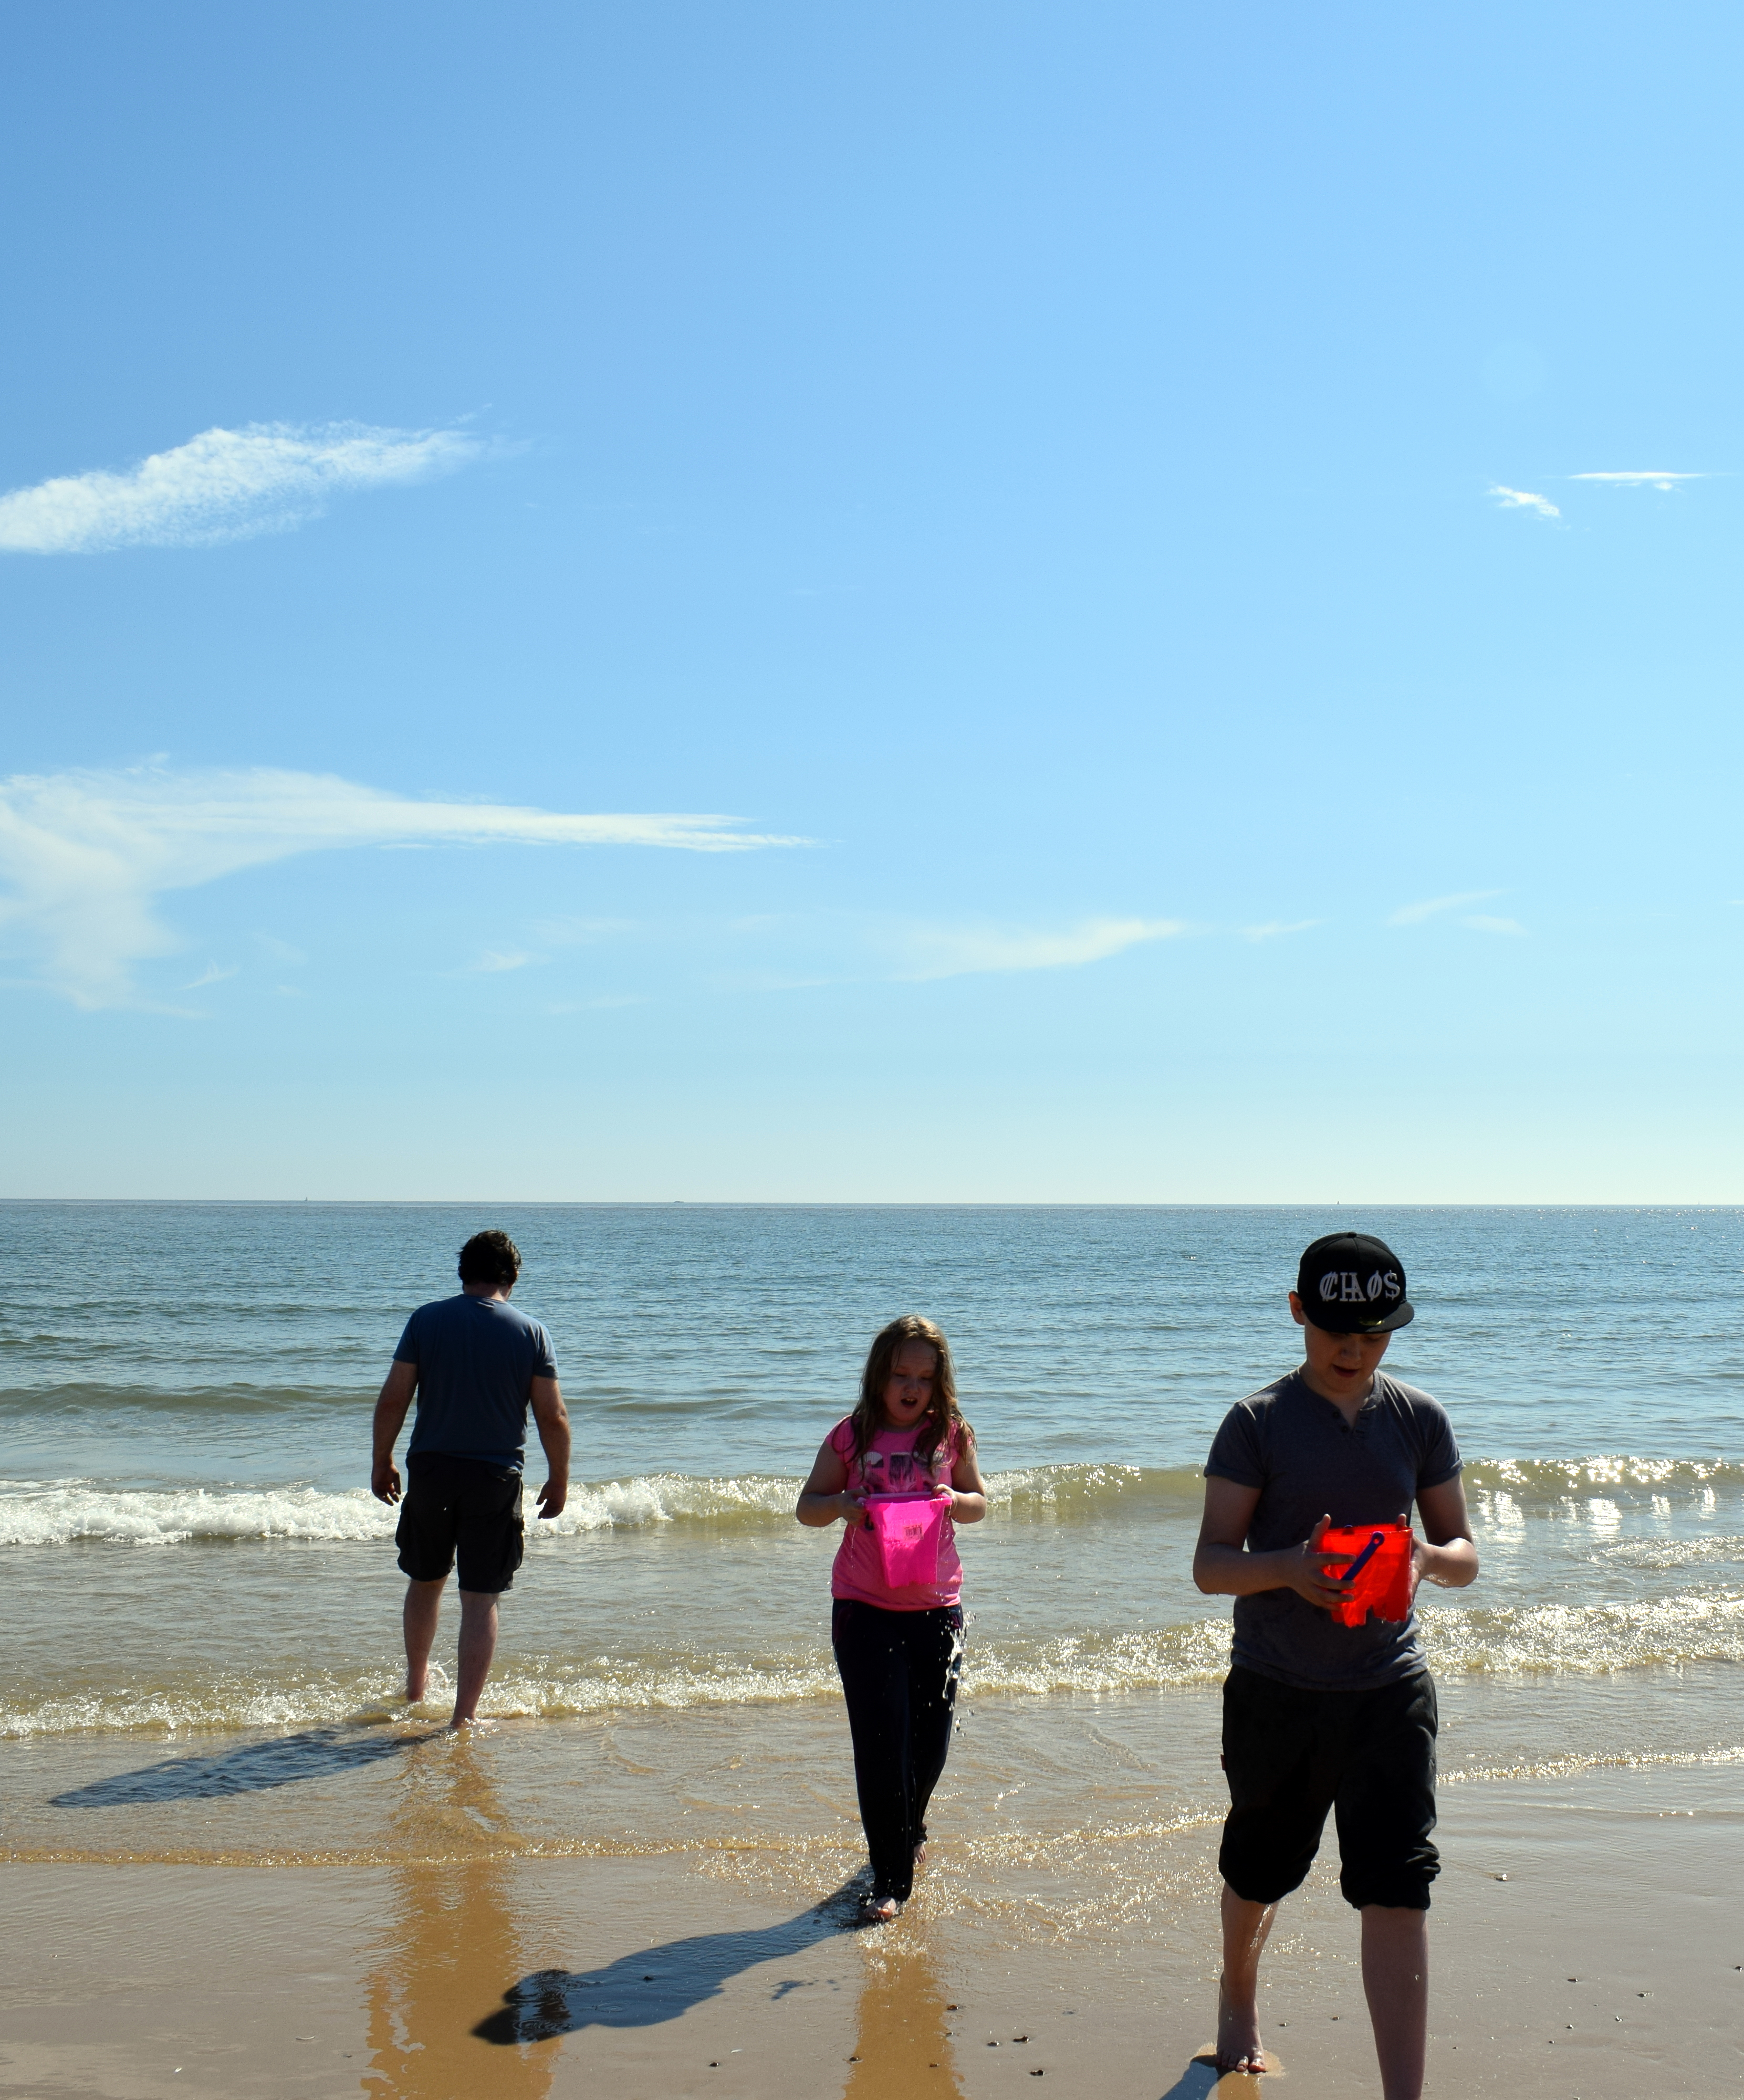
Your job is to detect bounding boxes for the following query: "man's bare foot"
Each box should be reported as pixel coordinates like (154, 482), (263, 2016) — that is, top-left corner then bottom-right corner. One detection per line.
(857, 1892), (901, 1925)
(1215, 1980), (1267, 2074)
(913, 1841), (927, 1869)
(405, 1676), (427, 1704)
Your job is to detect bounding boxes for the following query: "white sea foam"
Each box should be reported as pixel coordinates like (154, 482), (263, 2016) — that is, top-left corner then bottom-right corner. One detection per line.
(8, 1591), (1742, 1739)
(0, 1482), (393, 1547)
(4, 1455), (1741, 1546)
(0, 1465), (1172, 1545)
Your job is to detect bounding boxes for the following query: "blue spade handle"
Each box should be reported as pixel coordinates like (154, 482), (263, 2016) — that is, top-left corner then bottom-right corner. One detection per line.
(1340, 1530), (1387, 1582)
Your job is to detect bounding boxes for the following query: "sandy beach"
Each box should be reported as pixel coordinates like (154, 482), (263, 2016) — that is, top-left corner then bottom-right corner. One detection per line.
(5, 1700), (1740, 2099)
(7, 1209), (1743, 2096)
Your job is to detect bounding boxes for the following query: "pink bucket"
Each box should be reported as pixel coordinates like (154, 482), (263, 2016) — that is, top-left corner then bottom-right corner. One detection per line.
(865, 1493), (948, 1588)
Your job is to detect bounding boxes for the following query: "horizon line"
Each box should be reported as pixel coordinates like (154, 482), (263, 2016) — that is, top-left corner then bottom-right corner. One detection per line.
(0, 1197), (1735, 1212)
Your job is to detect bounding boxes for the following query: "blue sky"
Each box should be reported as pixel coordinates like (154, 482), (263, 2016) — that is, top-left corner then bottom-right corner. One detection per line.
(2, 2), (1740, 1200)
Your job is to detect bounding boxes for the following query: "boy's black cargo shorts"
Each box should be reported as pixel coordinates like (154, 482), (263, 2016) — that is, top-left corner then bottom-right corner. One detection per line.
(395, 1452), (525, 1594)
(1218, 1663), (1439, 1911)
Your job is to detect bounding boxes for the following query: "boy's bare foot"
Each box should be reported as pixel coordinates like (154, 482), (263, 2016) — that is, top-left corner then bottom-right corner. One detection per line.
(1215, 1980), (1267, 2074)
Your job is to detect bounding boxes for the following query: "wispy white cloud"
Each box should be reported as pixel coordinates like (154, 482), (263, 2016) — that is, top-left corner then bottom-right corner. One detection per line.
(0, 765), (805, 1008)
(0, 422), (489, 554)
(894, 916), (1186, 982)
(1242, 919), (1320, 942)
(473, 949), (538, 974)
(546, 992), (650, 1013)
(1461, 914), (1528, 937)
(1572, 470), (1703, 490)
(180, 961), (238, 990)
(531, 916), (640, 946)
(1388, 889), (1503, 928)
(1490, 485), (1560, 520)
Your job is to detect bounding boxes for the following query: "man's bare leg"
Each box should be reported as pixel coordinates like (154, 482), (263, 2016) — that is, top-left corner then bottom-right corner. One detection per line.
(451, 1589), (500, 1727)
(1361, 1906), (1428, 2100)
(402, 1576), (446, 1703)
(1217, 1882), (1280, 2073)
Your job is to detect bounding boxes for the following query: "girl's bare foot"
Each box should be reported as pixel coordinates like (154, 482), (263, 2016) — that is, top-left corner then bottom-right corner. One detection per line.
(1215, 1980), (1267, 2074)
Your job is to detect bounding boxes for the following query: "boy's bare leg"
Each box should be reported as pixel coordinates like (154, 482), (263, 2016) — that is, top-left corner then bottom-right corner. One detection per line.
(1217, 1883), (1280, 2072)
(1361, 1906), (1428, 2100)
(402, 1576), (446, 1702)
(451, 1589), (500, 1727)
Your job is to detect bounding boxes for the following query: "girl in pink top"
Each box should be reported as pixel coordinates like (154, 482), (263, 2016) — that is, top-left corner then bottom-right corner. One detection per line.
(796, 1315), (988, 1924)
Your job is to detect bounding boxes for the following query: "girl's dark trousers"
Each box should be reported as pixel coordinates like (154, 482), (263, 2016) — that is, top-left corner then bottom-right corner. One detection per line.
(831, 1598), (964, 1903)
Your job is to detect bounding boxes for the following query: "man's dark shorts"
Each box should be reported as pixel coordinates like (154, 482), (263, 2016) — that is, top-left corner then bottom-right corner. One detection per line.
(1218, 1664), (1439, 1911)
(395, 1453), (525, 1594)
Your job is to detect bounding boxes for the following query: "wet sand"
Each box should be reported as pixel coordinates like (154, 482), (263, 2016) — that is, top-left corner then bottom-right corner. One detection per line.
(3, 1741), (1741, 2098)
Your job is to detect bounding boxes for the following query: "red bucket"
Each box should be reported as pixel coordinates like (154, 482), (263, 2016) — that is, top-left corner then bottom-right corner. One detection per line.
(1321, 1523), (1413, 1627)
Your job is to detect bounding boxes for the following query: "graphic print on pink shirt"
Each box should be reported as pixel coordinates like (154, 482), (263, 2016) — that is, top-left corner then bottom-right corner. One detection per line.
(828, 1416), (964, 1611)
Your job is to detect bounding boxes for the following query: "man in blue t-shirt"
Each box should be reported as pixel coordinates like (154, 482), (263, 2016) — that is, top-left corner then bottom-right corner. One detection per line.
(1192, 1233), (1478, 2100)
(370, 1229), (570, 1728)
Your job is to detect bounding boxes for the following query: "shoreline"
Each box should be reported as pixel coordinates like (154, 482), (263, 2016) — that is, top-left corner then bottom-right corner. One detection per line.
(4, 1710), (1742, 2096)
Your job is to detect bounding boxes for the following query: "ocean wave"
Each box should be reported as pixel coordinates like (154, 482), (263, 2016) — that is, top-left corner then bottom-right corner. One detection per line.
(0, 1483), (394, 1547)
(0, 1466), (1182, 1545)
(8, 1592), (1744, 1737)
(0, 1382), (370, 1415)
(1596, 1534), (1744, 1570)
(1462, 1456), (1744, 1501)
(1419, 1589), (1744, 1675)
(3, 1454), (1740, 1547)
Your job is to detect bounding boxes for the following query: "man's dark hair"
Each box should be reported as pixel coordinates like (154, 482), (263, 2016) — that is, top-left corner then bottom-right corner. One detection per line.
(457, 1230), (521, 1287)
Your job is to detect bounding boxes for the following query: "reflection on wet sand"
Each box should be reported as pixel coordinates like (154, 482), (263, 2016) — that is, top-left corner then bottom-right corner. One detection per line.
(845, 1928), (963, 2098)
(363, 1736), (555, 2100)
(357, 1733), (963, 2097)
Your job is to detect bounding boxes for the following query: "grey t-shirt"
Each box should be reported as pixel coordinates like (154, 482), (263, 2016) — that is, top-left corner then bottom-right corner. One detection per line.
(1204, 1369), (1461, 1692)
(396, 1294), (558, 1473)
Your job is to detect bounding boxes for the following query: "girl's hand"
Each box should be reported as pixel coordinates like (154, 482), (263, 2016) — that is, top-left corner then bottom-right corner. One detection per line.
(839, 1491), (870, 1530)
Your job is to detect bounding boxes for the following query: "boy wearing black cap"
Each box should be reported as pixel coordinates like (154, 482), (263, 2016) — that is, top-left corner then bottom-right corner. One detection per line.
(1193, 1234), (1477, 2100)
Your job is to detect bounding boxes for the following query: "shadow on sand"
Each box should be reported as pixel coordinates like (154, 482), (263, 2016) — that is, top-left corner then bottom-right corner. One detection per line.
(1158, 2052), (1266, 2100)
(473, 1880), (865, 2044)
(50, 1724), (432, 1807)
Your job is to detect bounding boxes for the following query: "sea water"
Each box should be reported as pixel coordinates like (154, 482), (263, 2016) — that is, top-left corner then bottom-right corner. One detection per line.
(3, 1204), (1742, 1870)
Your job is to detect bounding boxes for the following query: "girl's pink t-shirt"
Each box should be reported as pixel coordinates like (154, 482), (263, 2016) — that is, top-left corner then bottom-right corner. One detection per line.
(829, 1415), (964, 1611)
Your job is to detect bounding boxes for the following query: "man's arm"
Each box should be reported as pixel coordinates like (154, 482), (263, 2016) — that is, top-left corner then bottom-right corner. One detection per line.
(371, 1360), (417, 1504)
(530, 1376), (570, 1519)
(1192, 1475), (1355, 1607)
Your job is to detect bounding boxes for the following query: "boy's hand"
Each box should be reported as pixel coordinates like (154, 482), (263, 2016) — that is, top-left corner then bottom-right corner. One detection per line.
(1397, 1509), (1424, 1606)
(1286, 1514), (1356, 1610)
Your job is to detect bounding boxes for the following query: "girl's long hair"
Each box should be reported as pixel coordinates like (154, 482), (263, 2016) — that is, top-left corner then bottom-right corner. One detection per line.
(848, 1314), (973, 1469)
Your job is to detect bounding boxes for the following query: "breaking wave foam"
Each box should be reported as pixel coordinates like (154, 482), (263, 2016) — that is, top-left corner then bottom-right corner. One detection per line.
(7, 1454), (1737, 1548)
(8, 1592), (1744, 1738)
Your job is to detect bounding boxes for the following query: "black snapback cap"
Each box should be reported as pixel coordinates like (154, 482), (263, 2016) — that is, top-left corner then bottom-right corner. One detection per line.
(1296, 1232), (1414, 1334)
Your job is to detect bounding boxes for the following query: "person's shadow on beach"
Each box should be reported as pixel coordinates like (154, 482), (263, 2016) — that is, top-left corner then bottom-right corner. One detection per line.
(472, 1881), (863, 2045)
(49, 1725), (433, 1807)
(1157, 2053), (1259, 2100)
